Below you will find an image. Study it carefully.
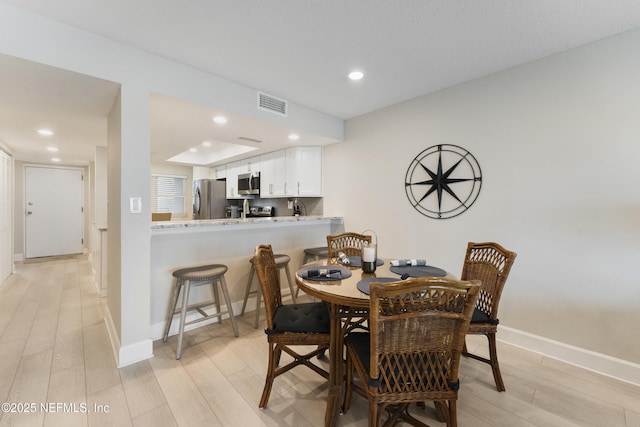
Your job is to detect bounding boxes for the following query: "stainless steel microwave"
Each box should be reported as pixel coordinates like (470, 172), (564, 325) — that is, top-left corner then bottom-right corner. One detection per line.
(238, 172), (260, 195)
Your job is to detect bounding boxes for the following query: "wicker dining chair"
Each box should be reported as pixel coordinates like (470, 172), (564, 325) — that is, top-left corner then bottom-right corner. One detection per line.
(252, 244), (330, 408)
(461, 242), (517, 392)
(342, 277), (480, 427)
(326, 232), (372, 262)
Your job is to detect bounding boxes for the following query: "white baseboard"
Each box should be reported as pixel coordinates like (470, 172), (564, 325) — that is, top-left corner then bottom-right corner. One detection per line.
(14, 253), (24, 262)
(104, 307), (154, 368)
(499, 325), (640, 387)
(117, 339), (154, 368)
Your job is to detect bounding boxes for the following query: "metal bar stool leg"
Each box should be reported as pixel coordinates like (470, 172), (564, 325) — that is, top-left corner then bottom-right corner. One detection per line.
(211, 279), (222, 323)
(163, 277), (182, 342)
(240, 264), (255, 316)
(218, 274), (239, 337)
(283, 263), (297, 303)
(176, 278), (192, 359)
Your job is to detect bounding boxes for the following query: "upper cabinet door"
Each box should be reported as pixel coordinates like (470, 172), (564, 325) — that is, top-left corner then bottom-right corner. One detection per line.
(213, 165), (226, 180)
(237, 157), (260, 174)
(260, 151), (287, 196)
(287, 146), (322, 197)
(225, 161), (239, 198)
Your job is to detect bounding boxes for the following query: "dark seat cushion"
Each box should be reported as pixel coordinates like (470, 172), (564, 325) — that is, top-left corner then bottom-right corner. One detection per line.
(267, 302), (330, 335)
(346, 331), (372, 373)
(471, 308), (499, 325)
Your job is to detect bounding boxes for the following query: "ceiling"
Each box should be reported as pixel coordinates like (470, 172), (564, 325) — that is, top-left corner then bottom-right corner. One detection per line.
(2, 0), (640, 166)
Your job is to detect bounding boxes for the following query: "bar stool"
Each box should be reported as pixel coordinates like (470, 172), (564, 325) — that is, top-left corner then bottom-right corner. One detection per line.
(241, 253), (296, 328)
(302, 246), (328, 264)
(163, 263), (239, 359)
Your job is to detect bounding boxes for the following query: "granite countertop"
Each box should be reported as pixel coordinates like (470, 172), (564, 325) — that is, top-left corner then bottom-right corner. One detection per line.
(151, 215), (343, 234)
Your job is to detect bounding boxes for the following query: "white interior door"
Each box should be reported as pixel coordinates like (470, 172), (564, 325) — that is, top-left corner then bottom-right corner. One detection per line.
(25, 166), (84, 258)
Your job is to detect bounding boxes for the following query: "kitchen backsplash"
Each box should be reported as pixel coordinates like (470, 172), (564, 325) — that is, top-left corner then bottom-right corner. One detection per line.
(232, 197), (323, 217)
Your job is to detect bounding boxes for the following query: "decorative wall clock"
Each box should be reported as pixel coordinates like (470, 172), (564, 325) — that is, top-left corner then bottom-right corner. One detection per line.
(405, 144), (482, 219)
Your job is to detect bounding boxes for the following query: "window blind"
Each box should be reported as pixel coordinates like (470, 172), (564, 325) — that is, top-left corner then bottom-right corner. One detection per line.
(151, 175), (186, 214)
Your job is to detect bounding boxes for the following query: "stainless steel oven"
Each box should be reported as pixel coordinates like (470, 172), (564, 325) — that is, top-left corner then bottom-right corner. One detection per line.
(238, 172), (260, 196)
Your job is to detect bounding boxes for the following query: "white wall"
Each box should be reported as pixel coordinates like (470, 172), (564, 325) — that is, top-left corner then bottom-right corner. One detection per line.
(324, 29), (640, 372)
(0, 143), (13, 283)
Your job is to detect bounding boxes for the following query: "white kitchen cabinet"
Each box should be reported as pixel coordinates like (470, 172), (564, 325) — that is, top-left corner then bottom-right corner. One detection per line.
(238, 157), (260, 174)
(286, 146), (322, 197)
(213, 165), (226, 179)
(260, 150), (287, 196)
(226, 161), (240, 198)
(259, 147), (322, 197)
(193, 166), (212, 180)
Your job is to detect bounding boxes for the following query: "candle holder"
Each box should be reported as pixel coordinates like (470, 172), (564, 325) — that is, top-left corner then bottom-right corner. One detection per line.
(361, 242), (377, 273)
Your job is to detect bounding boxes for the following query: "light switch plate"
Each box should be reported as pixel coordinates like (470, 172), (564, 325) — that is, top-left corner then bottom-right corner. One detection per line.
(129, 197), (142, 214)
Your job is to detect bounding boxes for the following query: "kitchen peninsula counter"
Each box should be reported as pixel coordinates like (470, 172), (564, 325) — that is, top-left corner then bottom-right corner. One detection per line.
(152, 215), (343, 234)
(150, 216), (344, 340)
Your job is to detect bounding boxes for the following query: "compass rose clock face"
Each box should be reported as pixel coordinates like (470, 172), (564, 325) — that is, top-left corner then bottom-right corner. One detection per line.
(405, 144), (482, 219)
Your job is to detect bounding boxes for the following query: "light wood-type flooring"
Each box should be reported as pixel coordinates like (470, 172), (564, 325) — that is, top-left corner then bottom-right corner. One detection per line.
(0, 255), (638, 426)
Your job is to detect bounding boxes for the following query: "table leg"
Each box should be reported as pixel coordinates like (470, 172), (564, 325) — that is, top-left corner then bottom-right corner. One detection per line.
(325, 303), (342, 427)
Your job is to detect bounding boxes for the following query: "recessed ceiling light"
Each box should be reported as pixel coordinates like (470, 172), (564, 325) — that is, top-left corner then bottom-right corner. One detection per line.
(202, 141), (212, 147)
(213, 116), (228, 124)
(348, 71), (364, 81)
(288, 133), (300, 141)
(38, 129), (54, 136)
(189, 148), (198, 153)
(51, 157), (61, 162)
(46, 146), (59, 152)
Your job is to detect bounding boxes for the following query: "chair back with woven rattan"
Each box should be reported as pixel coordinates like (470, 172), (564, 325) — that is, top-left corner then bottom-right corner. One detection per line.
(253, 244), (283, 331)
(326, 232), (372, 261)
(460, 242), (517, 321)
(368, 277), (480, 399)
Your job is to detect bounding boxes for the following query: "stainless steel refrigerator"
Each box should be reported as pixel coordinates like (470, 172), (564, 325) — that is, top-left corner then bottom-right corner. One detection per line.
(193, 179), (226, 219)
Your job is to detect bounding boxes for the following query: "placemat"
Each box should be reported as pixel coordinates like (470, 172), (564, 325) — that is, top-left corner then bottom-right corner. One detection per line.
(339, 256), (384, 268)
(297, 265), (353, 281)
(356, 277), (398, 295)
(389, 265), (446, 278)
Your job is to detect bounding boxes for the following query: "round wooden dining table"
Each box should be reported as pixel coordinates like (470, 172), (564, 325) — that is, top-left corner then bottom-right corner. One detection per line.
(295, 258), (452, 427)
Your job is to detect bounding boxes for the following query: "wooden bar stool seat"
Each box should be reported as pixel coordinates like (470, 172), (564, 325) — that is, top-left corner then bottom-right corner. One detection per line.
(163, 263), (239, 359)
(241, 253), (296, 328)
(302, 246), (329, 264)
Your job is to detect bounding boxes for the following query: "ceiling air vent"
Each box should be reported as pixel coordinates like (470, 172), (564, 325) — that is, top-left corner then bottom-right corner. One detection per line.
(237, 136), (262, 143)
(258, 92), (287, 116)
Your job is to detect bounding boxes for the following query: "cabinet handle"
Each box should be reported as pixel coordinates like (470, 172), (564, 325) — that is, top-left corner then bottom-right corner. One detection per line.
(297, 182), (300, 195)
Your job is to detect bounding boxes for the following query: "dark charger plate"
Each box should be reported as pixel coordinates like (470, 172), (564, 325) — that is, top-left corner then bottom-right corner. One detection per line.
(356, 277), (398, 295)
